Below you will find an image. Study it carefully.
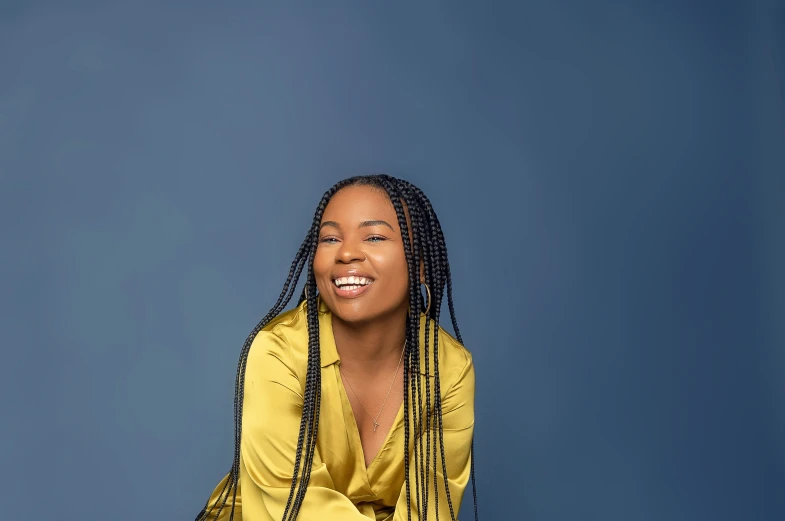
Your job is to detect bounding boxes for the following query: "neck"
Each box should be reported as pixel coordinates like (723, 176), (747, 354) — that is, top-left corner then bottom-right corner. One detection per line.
(331, 308), (407, 376)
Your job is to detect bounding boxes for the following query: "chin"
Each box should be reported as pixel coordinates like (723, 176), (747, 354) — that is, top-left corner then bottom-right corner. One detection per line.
(325, 298), (405, 326)
(328, 301), (378, 324)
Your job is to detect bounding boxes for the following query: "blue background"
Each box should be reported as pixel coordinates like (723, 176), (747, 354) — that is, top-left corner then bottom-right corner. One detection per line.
(1, 1), (783, 520)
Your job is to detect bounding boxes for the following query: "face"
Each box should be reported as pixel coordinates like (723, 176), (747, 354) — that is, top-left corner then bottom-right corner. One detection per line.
(313, 185), (411, 324)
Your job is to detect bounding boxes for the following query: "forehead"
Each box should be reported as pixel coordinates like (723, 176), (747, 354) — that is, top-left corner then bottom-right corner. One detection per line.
(322, 185), (398, 223)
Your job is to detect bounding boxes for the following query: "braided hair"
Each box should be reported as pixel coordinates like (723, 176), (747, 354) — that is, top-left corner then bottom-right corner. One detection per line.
(195, 174), (478, 521)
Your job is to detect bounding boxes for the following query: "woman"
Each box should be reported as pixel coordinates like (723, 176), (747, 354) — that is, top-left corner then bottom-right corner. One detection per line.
(195, 174), (478, 521)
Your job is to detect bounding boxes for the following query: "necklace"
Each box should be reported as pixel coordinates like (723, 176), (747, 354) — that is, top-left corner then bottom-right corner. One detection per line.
(340, 341), (406, 432)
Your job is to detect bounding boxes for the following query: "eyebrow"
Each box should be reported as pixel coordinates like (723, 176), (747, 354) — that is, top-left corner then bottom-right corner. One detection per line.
(320, 220), (395, 231)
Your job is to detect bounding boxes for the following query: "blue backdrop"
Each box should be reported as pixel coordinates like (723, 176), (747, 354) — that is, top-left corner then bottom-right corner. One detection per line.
(1, 1), (783, 520)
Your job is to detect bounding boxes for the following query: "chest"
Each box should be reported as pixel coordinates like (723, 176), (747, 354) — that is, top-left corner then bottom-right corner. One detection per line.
(316, 365), (436, 506)
(340, 368), (405, 468)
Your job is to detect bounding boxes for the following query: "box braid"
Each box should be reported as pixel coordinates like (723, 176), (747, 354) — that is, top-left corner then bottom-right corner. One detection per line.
(398, 180), (480, 521)
(195, 174), (478, 521)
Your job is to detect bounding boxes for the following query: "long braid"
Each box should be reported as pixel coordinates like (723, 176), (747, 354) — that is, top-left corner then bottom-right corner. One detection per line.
(288, 273), (323, 520)
(377, 178), (426, 519)
(402, 314), (413, 521)
(283, 277), (318, 520)
(401, 183), (434, 519)
(389, 176), (479, 521)
(197, 234), (313, 521)
(282, 182), (355, 520)
(403, 181), (479, 521)
(404, 184), (448, 520)
(424, 204), (442, 520)
(196, 179), (353, 521)
(435, 203), (479, 521)
(430, 260), (455, 521)
(195, 174), (479, 521)
(405, 194), (428, 521)
(439, 213), (480, 521)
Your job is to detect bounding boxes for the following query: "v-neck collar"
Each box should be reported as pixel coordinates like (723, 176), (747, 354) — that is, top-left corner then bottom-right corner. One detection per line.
(334, 364), (405, 476)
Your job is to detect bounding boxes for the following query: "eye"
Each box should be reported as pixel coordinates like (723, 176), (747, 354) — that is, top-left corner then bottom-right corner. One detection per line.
(319, 236), (339, 244)
(366, 235), (387, 243)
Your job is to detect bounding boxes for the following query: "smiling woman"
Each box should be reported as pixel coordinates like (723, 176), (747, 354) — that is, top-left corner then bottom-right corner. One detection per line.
(195, 175), (478, 521)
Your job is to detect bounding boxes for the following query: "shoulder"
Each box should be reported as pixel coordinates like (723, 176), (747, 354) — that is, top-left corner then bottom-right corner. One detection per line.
(431, 324), (474, 389)
(436, 326), (472, 366)
(245, 302), (310, 384)
(433, 326), (475, 420)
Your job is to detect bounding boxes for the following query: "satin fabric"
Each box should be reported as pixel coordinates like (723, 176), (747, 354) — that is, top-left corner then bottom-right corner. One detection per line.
(201, 298), (475, 520)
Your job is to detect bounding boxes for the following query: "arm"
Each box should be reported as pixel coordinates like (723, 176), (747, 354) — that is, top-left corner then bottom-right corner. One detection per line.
(393, 353), (476, 520)
(238, 330), (372, 521)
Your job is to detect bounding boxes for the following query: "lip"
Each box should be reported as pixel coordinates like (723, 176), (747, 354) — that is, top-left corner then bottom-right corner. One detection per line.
(332, 282), (373, 299)
(332, 269), (375, 280)
(330, 270), (375, 299)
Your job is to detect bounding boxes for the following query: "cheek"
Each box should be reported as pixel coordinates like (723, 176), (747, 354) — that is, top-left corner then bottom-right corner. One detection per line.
(374, 251), (410, 296)
(392, 269), (411, 301)
(312, 250), (331, 285)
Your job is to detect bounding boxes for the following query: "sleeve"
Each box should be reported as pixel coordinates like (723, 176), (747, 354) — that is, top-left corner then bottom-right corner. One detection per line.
(393, 353), (476, 521)
(200, 471), (240, 521)
(237, 330), (373, 521)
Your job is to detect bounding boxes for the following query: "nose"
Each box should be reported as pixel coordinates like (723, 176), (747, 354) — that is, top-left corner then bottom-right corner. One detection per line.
(336, 238), (365, 263)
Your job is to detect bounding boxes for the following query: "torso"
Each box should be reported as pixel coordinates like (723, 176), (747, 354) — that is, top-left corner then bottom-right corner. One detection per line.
(245, 300), (472, 515)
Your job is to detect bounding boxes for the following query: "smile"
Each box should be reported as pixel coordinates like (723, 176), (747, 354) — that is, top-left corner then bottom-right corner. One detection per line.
(332, 276), (374, 298)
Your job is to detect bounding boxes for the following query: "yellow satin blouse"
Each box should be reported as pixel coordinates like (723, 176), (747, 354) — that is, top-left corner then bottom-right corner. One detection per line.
(202, 298), (475, 520)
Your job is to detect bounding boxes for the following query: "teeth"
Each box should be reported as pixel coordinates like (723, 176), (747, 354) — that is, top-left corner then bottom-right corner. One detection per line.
(334, 276), (373, 287)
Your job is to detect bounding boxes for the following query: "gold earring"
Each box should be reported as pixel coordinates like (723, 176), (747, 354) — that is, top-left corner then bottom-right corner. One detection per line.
(421, 282), (431, 315)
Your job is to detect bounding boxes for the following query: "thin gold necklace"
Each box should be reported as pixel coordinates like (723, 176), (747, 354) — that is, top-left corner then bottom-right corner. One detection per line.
(340, 341), (406, 432)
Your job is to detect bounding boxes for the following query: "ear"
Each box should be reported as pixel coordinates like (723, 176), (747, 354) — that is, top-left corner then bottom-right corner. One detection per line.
(419, 257), (425, 284)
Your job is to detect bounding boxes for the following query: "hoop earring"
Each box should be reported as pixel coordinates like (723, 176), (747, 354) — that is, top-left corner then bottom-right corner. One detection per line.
(421, 282), (431, 315)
